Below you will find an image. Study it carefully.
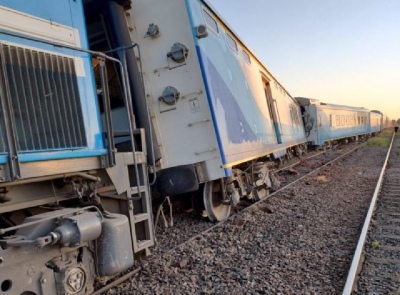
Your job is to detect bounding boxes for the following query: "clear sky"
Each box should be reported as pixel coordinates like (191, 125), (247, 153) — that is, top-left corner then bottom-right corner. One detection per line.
(207, 0), (400, 120)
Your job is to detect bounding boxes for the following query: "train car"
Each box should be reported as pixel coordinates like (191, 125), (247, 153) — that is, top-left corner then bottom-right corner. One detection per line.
(369, 110), (383, 135)
(0, 1), (155, 294)
(83, 0), (307, 221)
(382, 114), (391, 129)
(296, 97), (370, 148)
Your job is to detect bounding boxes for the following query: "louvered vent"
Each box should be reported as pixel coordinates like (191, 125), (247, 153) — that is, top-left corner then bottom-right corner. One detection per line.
(0, 43), (87, 152)
(0, 100), (6, 153)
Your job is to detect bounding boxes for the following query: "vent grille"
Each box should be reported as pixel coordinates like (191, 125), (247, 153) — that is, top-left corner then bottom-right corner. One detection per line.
(0, 43), (87, 153)
(0, 99), (6, 153)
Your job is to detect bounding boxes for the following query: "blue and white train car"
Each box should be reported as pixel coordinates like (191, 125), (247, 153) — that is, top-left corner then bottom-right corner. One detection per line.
(369, 110), (383, 135)
(121, 0), (307, 220)
(296, 97), (370, 148)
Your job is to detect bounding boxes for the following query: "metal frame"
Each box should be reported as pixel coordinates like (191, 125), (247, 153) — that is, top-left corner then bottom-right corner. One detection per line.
(0, 43), (21, 180)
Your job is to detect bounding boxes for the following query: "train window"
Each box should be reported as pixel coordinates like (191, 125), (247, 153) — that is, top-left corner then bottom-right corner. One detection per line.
(358, 116), (361, 125)
(275, 82), (278, 90)
(226, 34), (238, 52)
(336, 115), (340, 126)
(346, 115), (349, 125)
(242, 50), (251, 64)
(341, 115), (345, 126)
(203, 10), (219, 34)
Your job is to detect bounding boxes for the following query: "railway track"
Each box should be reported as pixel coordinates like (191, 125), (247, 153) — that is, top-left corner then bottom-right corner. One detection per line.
(151, 143), (363, 256)
(343, 133), (400, 294)
(92, 142), (366, 294)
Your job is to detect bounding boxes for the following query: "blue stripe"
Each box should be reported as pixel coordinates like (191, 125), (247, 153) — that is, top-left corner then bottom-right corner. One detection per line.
(273, 122), (283, 143)
(317, 127), (369, 145)
(0, 149), (107, 164)
(184, 0), (229, 177)
(195, 46), (229, 177)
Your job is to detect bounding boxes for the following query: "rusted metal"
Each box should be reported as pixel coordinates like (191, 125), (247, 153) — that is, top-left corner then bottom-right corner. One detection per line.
(90, 267), (142, 295)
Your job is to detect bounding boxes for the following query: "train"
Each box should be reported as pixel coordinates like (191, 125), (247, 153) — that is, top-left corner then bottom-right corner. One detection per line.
(0, 0), (391, 294)
(296, 97), (391, 149)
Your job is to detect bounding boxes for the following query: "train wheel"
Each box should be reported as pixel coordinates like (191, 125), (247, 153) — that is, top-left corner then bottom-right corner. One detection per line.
(203, 180), (231, 222)
(192, 185), (207, 218)
(252, 187), (270, 201)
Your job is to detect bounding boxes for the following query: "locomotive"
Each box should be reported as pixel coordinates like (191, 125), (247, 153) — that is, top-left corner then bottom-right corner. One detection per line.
(0, 0), (391, 294)
(0, 1), (154, 294)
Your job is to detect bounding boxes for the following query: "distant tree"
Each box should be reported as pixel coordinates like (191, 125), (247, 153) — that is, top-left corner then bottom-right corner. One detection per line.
(397, 118), (400, 125)
(393, 119), (397, 124)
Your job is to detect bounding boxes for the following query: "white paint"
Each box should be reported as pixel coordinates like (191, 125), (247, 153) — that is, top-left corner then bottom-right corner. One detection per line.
(73, 56), (85, 77)
(0, 5), (80, 47)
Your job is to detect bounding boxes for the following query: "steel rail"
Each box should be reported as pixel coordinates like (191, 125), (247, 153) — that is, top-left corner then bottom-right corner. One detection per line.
(165, 144), (362, 253)
(342, 133), (395, 295)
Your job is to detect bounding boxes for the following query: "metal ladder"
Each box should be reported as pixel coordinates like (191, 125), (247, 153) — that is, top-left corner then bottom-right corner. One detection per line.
(127, 153), (155, 254)
(104, 128), (155, 256)
(124, 128), (155, 255)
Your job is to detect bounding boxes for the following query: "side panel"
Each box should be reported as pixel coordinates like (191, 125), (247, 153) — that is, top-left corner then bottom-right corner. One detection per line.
(316, 106), (369, 145)
(129, 0), (305, 180)
(128, 0), (225, 180)
(0, 0), (106, 165)
(369, 112), (382, 133)
(187, 1), (305, 166)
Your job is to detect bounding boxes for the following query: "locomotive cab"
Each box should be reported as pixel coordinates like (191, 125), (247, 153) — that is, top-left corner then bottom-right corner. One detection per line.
(0, 1), (154, 294)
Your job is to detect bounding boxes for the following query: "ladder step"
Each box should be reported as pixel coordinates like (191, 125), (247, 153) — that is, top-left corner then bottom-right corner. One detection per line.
(136, 240), (153, 251)
(122, 152), (146, 165)
(134, 213), (149, 223)
(130, 186), (148, 195)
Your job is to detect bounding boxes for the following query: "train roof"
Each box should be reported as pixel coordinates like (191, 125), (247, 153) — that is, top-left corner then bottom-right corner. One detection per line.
(370, 110), (383, 114)
(295, 97), (369, 111)
(201, 0), (295, 101)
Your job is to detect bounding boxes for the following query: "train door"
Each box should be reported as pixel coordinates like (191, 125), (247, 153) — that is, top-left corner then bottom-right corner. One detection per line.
(263, 78), (282, 143)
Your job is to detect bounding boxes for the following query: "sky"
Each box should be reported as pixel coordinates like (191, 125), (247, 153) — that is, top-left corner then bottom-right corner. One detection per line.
(207, 0), (400, 120)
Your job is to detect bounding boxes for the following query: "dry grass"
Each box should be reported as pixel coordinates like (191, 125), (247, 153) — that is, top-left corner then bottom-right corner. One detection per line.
(366, 129), (393, 148)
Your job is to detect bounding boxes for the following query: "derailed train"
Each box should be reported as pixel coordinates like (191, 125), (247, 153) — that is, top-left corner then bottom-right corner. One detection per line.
(0, 0), (390, 294)
(296, 97), (391, 148)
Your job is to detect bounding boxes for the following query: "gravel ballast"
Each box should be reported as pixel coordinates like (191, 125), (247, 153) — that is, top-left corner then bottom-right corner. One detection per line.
(107, 145), (387, 294)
